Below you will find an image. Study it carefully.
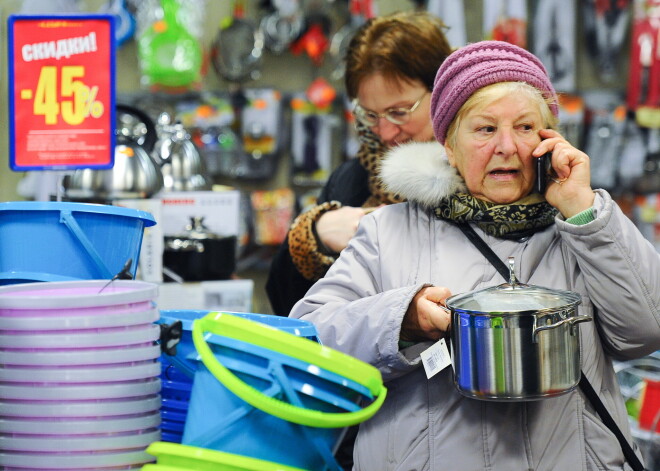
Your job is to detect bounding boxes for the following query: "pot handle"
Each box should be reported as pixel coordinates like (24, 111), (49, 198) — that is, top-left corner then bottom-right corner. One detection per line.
(533, 314), (592, 341)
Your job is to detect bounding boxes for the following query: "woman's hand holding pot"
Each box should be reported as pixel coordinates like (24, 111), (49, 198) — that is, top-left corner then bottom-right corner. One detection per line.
(534, 129), (595, 218)
(401, 286), (452, 342)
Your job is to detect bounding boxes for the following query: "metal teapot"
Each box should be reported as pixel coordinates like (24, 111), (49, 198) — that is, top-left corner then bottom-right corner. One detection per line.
(154, 118), (211, 192)
(63, 104), (164, 201)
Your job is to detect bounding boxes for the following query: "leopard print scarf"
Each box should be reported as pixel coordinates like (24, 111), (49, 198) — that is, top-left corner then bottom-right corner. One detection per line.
(355, 122), (406, 207)
(433, 193), (558, 239)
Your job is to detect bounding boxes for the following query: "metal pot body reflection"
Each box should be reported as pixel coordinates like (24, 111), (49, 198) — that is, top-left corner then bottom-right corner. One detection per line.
(450, 306), (590, 401)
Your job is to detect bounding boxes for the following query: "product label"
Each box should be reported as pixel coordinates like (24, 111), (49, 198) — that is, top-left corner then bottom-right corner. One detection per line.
(421, 338), (452, 378)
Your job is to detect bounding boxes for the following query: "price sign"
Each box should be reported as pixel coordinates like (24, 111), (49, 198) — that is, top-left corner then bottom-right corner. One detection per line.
(8, 15), (115, 171)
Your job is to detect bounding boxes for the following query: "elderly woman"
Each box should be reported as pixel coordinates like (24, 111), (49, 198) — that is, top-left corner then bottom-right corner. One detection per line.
(290, 41), (660, 471)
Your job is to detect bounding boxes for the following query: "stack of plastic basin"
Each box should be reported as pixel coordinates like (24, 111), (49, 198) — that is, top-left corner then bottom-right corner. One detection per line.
(0, 280), (162, 470)
(0, 201), (155, 285)
(156, 310), (320, 444)
(180, 312), (387, 471)
(141, 441), (308, 470)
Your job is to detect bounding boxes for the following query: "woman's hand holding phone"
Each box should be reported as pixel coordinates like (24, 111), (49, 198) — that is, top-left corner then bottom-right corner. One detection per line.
(533, 129), (595, 218)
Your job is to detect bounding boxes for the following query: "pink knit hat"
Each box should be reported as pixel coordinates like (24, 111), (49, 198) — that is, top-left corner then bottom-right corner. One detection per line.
(430, 40), (558, 144)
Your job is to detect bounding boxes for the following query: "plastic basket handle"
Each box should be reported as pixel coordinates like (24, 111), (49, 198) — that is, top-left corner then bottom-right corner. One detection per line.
(60, 210), (113, 278)
(192, 316), (387, 429)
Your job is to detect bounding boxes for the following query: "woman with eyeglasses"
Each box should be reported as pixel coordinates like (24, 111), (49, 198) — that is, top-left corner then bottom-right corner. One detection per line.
(266, 11), (453, 318)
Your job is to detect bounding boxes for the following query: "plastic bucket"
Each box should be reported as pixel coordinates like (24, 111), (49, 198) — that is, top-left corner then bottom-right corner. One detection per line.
(157, 310), (320, 445)
(182, 313), (386, 471)
(158, 310), (320, 379)
(145, 441), (308, 471)
(0, 201), (156, 283)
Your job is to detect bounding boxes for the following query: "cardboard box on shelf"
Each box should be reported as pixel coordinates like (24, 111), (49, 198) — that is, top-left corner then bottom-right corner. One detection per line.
(159, 190), (241, 237)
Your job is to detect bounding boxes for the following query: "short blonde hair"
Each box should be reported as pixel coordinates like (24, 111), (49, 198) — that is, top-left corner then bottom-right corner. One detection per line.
(445, 82), (559, 150)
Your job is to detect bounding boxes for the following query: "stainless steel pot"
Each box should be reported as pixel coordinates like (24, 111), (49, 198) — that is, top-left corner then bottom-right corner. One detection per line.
(446, 258), (592, 401)
(163, 216), (236, 282)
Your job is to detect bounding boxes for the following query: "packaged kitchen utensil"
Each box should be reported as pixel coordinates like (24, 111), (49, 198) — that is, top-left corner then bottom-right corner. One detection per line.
(136, 0), (204, 90)
(446, 257), (591, 401)
(181, 312), (386, 471)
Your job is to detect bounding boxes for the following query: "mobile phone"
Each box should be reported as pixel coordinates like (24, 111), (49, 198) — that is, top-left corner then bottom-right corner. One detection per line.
(534, 152), (553, 194)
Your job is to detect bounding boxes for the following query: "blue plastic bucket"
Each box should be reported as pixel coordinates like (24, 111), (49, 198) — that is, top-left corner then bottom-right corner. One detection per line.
(157, 310), (321, 444)
(0, 201), (155, 284)
(158, 310), (321, 379)
(182, 313), (386, 471)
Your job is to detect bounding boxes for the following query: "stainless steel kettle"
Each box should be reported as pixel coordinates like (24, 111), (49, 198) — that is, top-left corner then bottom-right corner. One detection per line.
(63, 104), (164, 201)
(155, 120), (211, 192)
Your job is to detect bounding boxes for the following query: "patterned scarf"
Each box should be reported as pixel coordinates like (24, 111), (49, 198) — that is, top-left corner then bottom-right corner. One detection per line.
(355, 122), (405, 207)
(433, 192), (558, 239)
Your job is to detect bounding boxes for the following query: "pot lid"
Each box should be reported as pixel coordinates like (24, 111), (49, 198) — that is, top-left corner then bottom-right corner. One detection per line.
(445, 257), (581, 313)
(170, 216), (222, 240)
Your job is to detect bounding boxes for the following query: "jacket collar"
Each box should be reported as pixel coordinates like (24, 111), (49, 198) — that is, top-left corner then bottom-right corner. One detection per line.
(380, 141), (467, 208)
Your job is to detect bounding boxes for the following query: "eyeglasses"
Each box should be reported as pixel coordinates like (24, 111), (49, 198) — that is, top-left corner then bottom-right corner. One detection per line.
(352, 92), (428, 127)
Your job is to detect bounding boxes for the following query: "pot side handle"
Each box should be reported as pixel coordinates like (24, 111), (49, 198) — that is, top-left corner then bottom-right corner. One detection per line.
(533, 314), (592, 342)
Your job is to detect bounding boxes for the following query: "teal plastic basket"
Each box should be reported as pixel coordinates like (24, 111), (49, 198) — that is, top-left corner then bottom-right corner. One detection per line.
(157, 310), (321, 445)
(181, 313), (386, 471)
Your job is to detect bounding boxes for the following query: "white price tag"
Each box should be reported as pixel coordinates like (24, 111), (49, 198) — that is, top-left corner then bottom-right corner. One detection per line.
(420, 338), (451, 379)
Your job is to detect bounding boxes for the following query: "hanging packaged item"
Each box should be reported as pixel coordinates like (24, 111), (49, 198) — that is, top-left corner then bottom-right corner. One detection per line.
(584, 104), (628, 191)
(329, 0), (376, 80)
(210, 0), (264, 84)
(483, 0), (528, 48)
(532, 0), (576, 92)
(427, 0), (466, 48)
(225, 88), (284, 180)
(135, 0), (204, 91)
(250, 188), (295, 246)
(582, 0), (631, 84)
(98, 0), (136, 47)
(627, 0), (660, 128)
(557, 94), (585, 148)
(290, 82), (338, 187)
(260, 0), (304, 55)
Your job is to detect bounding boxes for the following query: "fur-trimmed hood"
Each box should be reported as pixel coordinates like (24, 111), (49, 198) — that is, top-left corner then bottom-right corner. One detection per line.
(380, 141), (466, 208)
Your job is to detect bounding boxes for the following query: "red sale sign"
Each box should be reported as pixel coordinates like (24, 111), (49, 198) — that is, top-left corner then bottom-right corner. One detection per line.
(8, 15), (116, 171)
